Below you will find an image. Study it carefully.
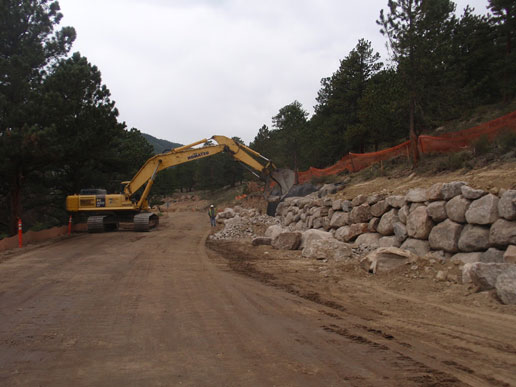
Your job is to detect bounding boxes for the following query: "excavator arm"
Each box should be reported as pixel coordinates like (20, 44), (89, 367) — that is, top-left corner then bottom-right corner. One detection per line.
(124, 135), (294, 210)
(66, 135), (295, 232)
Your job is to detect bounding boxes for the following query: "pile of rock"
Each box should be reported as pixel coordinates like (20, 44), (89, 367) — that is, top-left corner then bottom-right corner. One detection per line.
(209, 206), (280, 241)
(268, 182), (516, 304)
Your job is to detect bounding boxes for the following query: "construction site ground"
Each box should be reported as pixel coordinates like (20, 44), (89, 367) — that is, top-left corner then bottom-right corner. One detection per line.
(1, 161), (516, 386)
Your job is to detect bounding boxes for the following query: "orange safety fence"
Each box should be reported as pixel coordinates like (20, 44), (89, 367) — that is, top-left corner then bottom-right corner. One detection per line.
(296, 110), (516, 183)
(419, 110), (516, 154)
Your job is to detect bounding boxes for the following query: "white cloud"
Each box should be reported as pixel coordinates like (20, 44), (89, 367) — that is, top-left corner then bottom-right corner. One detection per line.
(57, 0), (490, 145)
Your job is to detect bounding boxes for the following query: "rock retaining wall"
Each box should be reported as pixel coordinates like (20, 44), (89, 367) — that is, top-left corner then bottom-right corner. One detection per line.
(275, 182), (515, 264)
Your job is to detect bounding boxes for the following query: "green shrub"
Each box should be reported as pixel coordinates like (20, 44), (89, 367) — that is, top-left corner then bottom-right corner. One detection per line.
(496, 129), (516, 153)
(472, 134), (491, 156)
(447, 151), (473, 170)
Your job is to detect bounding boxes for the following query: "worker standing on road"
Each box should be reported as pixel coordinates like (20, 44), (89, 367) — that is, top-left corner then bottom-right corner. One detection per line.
(208, 204), (217, 227)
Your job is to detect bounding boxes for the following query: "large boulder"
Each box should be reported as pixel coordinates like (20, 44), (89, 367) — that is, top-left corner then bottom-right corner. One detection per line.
(386, 195), (406, 208)
(427, 182), (445, 201)
(377, 209), (399, 236)
(341, 200), (353, 212)
(351, 194), (368, 206)
(489, 219), (516, 247)
(350, 204), (373, 224)
(445, 196), (471, 223)
(272, 232), (302, 250)
(498, 190), (516, 220)
(354, 233), (381, 249)
(465, 194), (499, 225)
(441, 181), (467, 200)
(368, 217), (380, 233)
(427, 201), (447, 223)
(400, 238), (430, 257)
(329, 212), (350, 228)
(468, 262), (513, 291)
(335, 223), (368, 242)
(504, 245), (516, 263)
(302, 238), (352, 261)
(461, 185), (486, 200)
(318, 184), (338, 197)
(360, 247), (418, 274)
(481, 248), (505, 263)
(398, 205), (409, 224)
(428, 219), (463, 252)
(367, 193), (387, 205)
(458, 224), (490, 252)
(393, 222), (408, 243)
(379, 236), (401, 248)
(405, 188), (428, 203)
(496, 266), (516, 305)
(370, 200), (390, 217)
(265, 225), (285, 240)
(332, 199), (343, 211)
(406, 206), (433, 239)
(299, 229), (333, 249)
(334, 226), (350, 242)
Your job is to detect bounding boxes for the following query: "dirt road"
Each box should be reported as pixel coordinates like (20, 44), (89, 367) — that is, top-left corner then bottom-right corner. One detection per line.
(0, 212), (514, 386)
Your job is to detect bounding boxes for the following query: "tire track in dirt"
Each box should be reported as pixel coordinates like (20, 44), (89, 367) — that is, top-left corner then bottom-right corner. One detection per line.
(207, 239), (516, 387)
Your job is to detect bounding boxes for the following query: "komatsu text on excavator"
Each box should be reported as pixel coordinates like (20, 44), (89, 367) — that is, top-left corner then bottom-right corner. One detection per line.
(66, 135), (295, 232)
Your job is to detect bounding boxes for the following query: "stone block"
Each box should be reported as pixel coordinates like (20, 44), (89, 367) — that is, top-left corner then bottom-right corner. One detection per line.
(458, 224), (490, 252)
(272, 232), (302, 250)
(377, 209), (399, 236)
(428, 219), (463, 252)
(427, 201), (447, 223)
(406, 206), (433, 239)
(445, 195), (471, 223)
(400, 238), (430, 257)
(465, 194), (499, 225)
(498, 190), (516, 220)
(489, 219), (516, 247)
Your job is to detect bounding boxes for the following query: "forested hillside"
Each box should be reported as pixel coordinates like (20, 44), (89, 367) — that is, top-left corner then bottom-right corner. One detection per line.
(250, 0), (516, 170)
(141, 133), (182, 154)
(1, 0), (515, 237)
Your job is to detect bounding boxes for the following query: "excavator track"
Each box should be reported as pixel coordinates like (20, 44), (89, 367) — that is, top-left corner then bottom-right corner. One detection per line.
(134, 212), (159, 232)
(87, 215), (119, 233)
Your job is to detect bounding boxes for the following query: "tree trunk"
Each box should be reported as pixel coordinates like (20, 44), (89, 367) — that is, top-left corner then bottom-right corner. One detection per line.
(409, 96), (419, 166)
(8, 172), (23, 236)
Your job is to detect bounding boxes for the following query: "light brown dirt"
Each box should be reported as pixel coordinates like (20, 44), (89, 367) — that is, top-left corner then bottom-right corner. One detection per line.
(208, 239), (516, 387)
(340, 160), (516, 199)
(1, 210), (515, 386)
(0, 212), (471, 386)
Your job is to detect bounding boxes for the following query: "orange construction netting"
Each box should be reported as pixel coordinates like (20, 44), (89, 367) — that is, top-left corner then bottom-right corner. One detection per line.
(296, 110), (516, 183)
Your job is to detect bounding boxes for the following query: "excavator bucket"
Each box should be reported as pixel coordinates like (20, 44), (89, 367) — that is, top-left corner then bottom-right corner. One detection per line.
(270, 168), (296, 197)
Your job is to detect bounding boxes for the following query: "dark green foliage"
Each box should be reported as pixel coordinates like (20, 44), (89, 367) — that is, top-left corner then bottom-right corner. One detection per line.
(0, 1), (154, 235)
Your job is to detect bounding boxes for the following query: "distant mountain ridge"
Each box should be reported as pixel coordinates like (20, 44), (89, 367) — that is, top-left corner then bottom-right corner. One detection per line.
(141, 133), (182, 154)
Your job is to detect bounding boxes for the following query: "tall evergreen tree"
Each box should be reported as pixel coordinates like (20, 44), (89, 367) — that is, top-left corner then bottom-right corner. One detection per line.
(313, 39), (382, 160)
(488, 0), (516, 101)
(378, 0), (456, 163)
(0, 0), (75, 234)
(272, 101), (309, 171)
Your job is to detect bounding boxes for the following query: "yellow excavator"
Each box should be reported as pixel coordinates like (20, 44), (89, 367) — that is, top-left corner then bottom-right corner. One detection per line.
(66, 135), (295, 232)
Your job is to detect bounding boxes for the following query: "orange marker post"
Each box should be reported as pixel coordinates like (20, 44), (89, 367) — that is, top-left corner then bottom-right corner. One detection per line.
(68, 215), (72, 236)
(18, 218), (22, 248)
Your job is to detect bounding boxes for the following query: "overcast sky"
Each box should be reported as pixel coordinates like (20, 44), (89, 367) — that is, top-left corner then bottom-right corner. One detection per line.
(57, 0), (490, 146)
